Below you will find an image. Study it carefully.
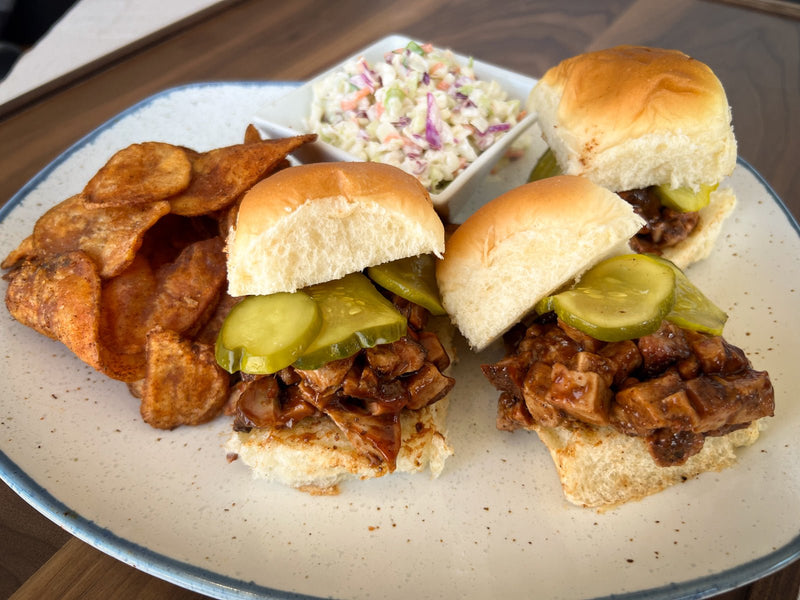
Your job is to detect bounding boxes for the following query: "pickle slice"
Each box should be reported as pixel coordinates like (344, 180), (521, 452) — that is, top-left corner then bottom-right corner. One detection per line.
(534, 294), (554, 316)
(537, 254), (676, 342)
(293, 272), (407, 370)
(654, 183), (717, 212)
(528, 147), (562, 182)
(649, 255), (728, 335)
(367, 254), (446, 316)
(215, 291), (322, 374)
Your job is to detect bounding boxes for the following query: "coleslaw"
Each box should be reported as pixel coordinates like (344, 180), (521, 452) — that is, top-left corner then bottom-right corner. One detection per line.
(307, 41), (526, 193)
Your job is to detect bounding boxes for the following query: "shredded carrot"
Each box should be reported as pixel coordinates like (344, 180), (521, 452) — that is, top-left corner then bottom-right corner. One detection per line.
(430, 62), (445, 76)
(340, 87), (371, 111)
(382, 132), (402, 144)
(437, 80), (451, 91)
(421, 43), (433, 53)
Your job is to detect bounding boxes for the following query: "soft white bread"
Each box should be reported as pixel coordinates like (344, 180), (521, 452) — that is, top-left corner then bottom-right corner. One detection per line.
(532, 420), (763, 509)
(436, 175), (645, 351)
(226, 397), (452, 495)
(528, 45), (737, 192)
(227, 161), (445, 297)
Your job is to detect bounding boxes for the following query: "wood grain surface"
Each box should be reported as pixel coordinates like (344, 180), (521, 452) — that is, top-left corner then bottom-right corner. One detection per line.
(1, 0), (798, 598)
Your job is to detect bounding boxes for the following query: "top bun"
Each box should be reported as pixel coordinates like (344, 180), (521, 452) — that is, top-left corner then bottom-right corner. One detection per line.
(227, 162), (445, 296)
(528, 45), (737, 192)
(436, 175), (645, 351)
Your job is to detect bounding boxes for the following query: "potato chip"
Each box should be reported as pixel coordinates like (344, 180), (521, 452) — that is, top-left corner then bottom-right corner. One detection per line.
(33, 194), (169, 279)
(5, 252), (145, 382)
(99, 254), (156, 355)
(3, 133), (323, 430)
(82, 142), (192, 207)
(147, 236), (227, 337)
(2, 235), (38, 271)
(137, 213), (220, 270)
(140, 327), (229, 429)
(99, 235), (226, 356)
(127, 379), (145, 399)
(243, 124), (263, 144)
(194, 292), (242, 346)
(5, 252), (101, 360)
(215, 202), (239, 242)
(169, 134), (316, 216)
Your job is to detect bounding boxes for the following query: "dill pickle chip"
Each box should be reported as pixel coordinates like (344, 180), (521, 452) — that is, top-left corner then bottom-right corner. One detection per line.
(293, 272), (407, 370)
(534, 294), (554, 316)
(528, 147), (562, 182)
(215, 291), (322, 374)
(654, 183), (717, 212)
(538, 254), (676, 342)
(648, 255), (728, 335)
(367, 254), (446, 316)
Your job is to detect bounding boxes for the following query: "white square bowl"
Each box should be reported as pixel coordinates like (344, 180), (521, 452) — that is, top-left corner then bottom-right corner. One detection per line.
(252, 34), (538, 217)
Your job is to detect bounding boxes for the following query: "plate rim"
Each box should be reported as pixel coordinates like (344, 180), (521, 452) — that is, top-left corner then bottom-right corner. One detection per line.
(1, 80), (799, 600)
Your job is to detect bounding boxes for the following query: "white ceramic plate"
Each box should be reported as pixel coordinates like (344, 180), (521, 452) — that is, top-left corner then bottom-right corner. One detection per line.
(251, 34), (538, 218)
(1, 82), (799, 600)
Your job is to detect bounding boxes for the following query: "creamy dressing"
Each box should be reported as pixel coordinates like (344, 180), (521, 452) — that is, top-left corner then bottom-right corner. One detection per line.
(307, 41), (524, 193)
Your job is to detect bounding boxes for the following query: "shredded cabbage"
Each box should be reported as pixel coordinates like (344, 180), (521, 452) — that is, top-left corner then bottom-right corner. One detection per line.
(307, 42), (524, 193)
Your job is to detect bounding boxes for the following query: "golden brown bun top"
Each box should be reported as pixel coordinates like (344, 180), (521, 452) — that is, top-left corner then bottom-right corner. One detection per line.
(235, 161), (440, 238)
(530, 46), (737, 191)
(227, 162), (445, 296)
(540, 45), (726, 142)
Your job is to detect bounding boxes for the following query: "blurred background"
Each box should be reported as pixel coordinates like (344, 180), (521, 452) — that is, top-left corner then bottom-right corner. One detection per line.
(0, 0), (226, 112)
(0, 0), (78, 78)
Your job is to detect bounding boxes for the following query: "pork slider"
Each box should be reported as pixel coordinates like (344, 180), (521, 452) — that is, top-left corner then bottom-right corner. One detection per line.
(436, 175), (773, 508)
(223, 161), (455, 494)
(528, 45), (738, 268)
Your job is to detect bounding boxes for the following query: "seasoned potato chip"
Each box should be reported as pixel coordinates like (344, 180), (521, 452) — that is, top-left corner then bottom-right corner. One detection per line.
(148, 236), (227, 337)
(244, 124), (263, 144)
(3, 134), (324, 430)
(140, 328), (229, 429)
(99, 254), (156, 355)
(127, 379), (145, 399)
(5, 252), (145, 381)
(82, 142), (192, 207)
(33, 195), (169, 279)
(216, 202), (239, 242)
(5, 252), (102, 363)
(100, 236), (226, 356)
(194, 292), (242, 346)
(1, 234), (36, 270)
(169, 134), (316, 216)
(138, 213), (219, 270)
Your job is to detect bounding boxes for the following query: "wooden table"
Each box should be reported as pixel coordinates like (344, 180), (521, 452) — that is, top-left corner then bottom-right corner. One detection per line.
(1, 0), (798, 598)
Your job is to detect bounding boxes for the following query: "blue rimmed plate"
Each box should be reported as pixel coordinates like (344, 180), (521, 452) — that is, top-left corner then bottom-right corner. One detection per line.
(0, 81), (798, 600)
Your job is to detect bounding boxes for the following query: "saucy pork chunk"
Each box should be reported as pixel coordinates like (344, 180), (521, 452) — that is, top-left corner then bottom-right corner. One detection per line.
(619, 187), (701, 255)
(483, 319), (774, 466)
(230, 295), (454, 470)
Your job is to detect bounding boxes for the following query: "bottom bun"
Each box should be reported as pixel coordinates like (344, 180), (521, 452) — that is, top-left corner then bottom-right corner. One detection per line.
(226, 398), (452, 495)
(533, 419), (763, 509)
(659, 187), (737, 269)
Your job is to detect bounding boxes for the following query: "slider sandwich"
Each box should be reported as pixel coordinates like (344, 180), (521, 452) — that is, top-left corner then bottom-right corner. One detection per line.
(528, 45), (738, 268)
(436, 175), (774, 508)
(220, 161), (455, 494)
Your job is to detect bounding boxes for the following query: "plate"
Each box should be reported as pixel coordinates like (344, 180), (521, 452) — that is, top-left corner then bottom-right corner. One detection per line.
(251, 34), (538, 217)
(1, 82), (799, 600)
